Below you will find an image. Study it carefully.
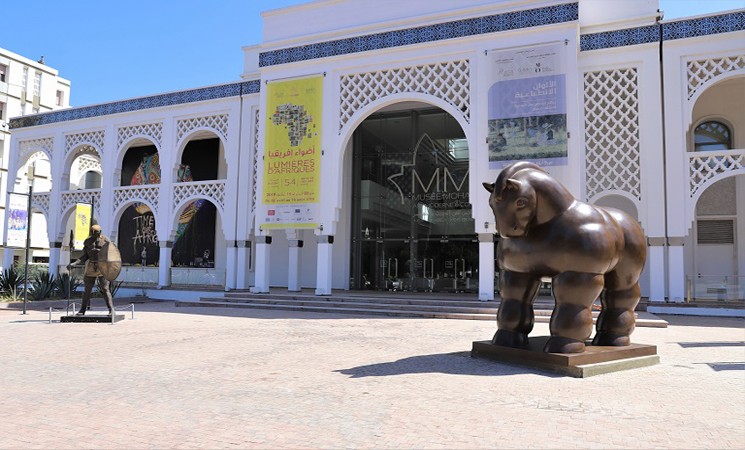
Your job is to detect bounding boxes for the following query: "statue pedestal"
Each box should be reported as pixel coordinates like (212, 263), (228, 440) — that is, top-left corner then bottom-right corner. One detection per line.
(61, 314), (125, 323)
(471, 336), (658, 378)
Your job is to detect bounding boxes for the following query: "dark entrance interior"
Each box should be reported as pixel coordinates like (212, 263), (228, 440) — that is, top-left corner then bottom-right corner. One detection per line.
(350, 107), (478, 293)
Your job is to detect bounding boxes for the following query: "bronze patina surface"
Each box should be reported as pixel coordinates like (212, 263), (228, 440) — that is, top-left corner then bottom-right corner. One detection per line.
(483, 162), (647, 353)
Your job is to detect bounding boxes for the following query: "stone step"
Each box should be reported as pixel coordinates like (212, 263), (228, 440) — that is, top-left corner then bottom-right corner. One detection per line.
(175, 298), (667, 327)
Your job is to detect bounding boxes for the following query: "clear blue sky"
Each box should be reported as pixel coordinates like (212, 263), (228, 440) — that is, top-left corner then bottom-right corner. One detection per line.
(1, 0), (742, 107)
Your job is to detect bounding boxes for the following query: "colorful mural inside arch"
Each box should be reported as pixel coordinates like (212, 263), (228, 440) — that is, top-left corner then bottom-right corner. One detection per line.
(117, 141), (218, 267)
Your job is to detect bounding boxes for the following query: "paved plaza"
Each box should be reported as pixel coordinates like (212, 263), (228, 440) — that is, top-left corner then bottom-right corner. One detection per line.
(0, 301), (743, 449)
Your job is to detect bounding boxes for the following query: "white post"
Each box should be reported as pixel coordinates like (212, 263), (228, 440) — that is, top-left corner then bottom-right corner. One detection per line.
(236, 240), (251, 289)
(647, 238), (666, 302)
(478, 233), (495, 301)
(49, 243), (62, 278)
(158, 241), (172, 288)
(252, 235), (271, 293)
(287, 232), (303, 292)
(315, 235), (333, 296)
(225, 241), (237, 291)
(667, 238), (686, 303)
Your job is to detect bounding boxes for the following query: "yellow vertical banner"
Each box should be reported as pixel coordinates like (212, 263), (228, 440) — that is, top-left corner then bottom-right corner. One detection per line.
(261, 75), (322, 229)
(74, 203), (92, 250)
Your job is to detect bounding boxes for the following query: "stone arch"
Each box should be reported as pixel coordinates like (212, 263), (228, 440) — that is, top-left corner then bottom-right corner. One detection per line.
(173, 129), (227, 182)
(62, 144), (103, 191)
(111, 199), (160, 265)
(168, 197), (224, 269)
(116, 136), (161, 187)
(589, 191), (641, 221)
(685, 66), (745, 130)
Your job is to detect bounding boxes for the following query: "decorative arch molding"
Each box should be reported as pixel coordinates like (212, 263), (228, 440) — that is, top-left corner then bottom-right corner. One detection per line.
(75, 155), (102, 176)
(339, 59), (471, 132)
(684, 67), (745, 130)
(57, 190), (102, 240)
(176, 114), (229, 144)
(111, 198), (159, 228)
(689, 154), (745, 200)
(31, 192), (51, 219)
(168, 196), (225, 242)
(64, 130), (105, 159)
(172, 180), (226, 217)
(687, 54), (745, 101)
(587, 189), (642, 214)
(113, 185), (160, 216)
(117, 122), (163, 149)
(583, 66), (641, 202)
(18, 137), (53, 168)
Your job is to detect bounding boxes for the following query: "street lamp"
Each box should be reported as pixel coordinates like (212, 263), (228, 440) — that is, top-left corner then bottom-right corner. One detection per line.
(21, 162), (35, 315)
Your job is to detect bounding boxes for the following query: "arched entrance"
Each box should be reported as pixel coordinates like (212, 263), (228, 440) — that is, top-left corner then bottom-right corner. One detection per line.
(349, 105), (476, 292)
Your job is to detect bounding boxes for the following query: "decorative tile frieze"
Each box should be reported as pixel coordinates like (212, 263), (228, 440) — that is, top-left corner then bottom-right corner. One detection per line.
(580, 25), (659, 51)
(10, 81), (258, 129)
(259, 3), (579, 67)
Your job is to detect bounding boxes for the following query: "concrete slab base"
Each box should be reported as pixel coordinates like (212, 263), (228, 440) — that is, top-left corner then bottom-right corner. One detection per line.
(60, 314), (125, 323)
(471, 336), (659, 378)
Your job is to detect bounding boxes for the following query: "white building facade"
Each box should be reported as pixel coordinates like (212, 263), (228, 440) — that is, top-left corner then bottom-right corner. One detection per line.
(4, 0), (744, 302)
(0, 47), (70, 266)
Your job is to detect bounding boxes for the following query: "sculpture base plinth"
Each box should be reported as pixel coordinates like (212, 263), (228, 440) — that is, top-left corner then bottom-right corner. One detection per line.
(61, 314), (125, 323)
(471, 336), (658, 378)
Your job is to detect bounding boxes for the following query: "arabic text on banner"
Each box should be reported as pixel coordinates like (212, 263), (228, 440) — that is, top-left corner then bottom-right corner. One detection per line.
(487, 43), (568, 169)
(261, 75), (322, 229)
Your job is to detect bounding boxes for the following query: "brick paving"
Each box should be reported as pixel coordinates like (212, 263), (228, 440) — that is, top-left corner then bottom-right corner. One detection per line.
(0, 301), (742, 449)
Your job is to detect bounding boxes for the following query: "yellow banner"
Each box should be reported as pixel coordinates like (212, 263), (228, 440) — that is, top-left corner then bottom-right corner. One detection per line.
(261, 75), (322, 229)
(74, 203), (92, 250)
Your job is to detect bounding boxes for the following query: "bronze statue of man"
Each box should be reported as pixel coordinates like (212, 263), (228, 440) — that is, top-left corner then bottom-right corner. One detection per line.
(68, 224), (114, 316)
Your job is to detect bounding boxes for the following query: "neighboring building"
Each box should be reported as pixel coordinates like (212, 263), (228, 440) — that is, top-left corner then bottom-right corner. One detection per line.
(0, 47), (70, 266)
(4, 0), (744, 302)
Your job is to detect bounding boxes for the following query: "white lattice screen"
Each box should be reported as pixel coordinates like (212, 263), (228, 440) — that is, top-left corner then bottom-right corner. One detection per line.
(251, 109), (259, 214)
(583, 68), (641, 201)
(339, 60), (470, 131)
(65, 130), (105, 157)
(19, 137), (53, 165)
(61, 190), (101, 216)
(117, 122), (163, 148)
(173, 181), (226, 213)
(688, 151), (745, 198)
(113, 186), (160, 214)
(32, 192), (50, 217)
(687, 55), (745, 100)
(176, 114), (229, 142)
(76, 155), (102, 174)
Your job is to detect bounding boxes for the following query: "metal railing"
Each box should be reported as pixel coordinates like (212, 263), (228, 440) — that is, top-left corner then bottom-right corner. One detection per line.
(686, 275), (745, 303)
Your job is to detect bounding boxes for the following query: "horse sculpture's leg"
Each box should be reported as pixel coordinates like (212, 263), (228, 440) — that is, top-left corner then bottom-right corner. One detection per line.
(546, 271), (604, 353)
(492, 271), (541, 348)
(593, 271), (641, 346)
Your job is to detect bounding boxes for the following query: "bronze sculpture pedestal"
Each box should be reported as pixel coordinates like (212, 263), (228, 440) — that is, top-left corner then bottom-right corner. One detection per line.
(472, 337), (658, 378)
(61, 314), (125, 323)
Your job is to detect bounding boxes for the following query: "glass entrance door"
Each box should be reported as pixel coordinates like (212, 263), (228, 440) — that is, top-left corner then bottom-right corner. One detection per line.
(350, 107), (477, 293)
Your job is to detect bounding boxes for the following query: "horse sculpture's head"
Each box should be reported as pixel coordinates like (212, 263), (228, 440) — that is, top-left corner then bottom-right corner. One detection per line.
(482, 162), (543, 238)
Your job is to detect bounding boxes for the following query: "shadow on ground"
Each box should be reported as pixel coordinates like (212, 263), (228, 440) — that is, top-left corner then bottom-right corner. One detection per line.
(335, 351), (561, 378)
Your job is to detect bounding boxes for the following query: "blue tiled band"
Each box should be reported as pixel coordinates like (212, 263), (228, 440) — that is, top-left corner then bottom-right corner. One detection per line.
(259, 3), (580, 67)
(581, 11), (744, 51)
(9, 80), (260, 129)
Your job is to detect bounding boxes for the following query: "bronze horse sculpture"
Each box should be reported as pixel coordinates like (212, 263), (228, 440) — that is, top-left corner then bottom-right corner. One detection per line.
(483, 162), (646, 353)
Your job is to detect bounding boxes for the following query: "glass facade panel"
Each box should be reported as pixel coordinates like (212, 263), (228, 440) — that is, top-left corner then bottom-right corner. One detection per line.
(350, 108), (478, 292)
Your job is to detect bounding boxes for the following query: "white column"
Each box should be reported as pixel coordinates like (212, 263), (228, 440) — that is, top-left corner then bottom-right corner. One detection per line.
(225, 241), (237, 291)
(315, 235), (333, 296)
(158, 241), (172, 288)
(49, 243), (62, 278)
(252, 235), (271, 293)
(478, 233), (495, 301)
(667, 238), (686, 303)
(2, 247), (14, 271)
(287, 235), (303, 292)
(236, 240), (251, 289)
(646, 238), (666, 302)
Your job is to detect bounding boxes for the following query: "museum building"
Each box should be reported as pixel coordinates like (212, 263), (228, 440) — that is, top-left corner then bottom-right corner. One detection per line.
(4, 0), (744, 303)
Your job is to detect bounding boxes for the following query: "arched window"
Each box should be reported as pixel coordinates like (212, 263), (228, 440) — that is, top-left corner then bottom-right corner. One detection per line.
(694, 121), (732, 152)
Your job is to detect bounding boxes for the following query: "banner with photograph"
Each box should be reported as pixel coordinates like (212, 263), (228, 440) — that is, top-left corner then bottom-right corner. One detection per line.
(261, 75), (322, 229)
(6, 193), (28, 248)
(488, 42), (568, 169)
(74, 203), (92, 250)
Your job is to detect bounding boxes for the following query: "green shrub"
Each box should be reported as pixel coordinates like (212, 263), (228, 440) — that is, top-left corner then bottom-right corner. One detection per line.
(0, 267), (22, 300)
(30, 271), (55, 300)
(55, 273), (82, 299)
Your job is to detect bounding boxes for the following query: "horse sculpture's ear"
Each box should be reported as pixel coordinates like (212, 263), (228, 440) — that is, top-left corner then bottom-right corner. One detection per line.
(482, 182), (495, 193)
(505, 178), (521, 191)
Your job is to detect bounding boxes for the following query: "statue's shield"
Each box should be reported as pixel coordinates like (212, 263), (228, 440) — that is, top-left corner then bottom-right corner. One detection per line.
(97, 240), (122, 281)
